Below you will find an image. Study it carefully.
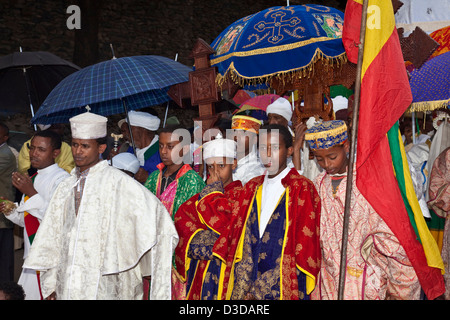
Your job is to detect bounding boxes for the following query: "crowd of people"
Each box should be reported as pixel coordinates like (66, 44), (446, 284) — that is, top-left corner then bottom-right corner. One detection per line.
(0, 95), (449, 300)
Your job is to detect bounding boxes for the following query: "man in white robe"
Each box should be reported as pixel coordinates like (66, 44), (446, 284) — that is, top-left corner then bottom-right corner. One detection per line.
(121, 110), (161, 183)
(2, 130), (69, 299)
(23, 111), (178, 300)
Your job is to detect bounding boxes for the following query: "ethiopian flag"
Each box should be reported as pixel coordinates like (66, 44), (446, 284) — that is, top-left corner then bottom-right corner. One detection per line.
(342, 0), (445, 299)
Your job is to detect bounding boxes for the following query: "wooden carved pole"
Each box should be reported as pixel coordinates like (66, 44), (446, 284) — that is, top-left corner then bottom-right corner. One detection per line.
(338, 0), (369, 300)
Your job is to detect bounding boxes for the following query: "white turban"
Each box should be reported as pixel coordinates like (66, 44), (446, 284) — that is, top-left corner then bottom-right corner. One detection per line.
(266, 97), (292, 121)
(70, 111), (107, 139)
(111, 152), (140, 174)
(127, 110), (160, 131)
(331, 95), (348, 113)
(203, 133), (237, 160)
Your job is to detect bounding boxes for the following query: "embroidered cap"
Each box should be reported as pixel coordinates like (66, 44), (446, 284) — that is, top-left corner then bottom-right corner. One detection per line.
(203, 133), (237, 160)
(70, 111), (107, 139)
(305, 120), (348, 150)
(231, 115), (261, 133)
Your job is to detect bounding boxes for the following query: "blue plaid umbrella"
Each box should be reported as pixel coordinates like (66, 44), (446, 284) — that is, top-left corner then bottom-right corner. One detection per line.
(31, 55), (192, 124)
(210, 5), (345, 87)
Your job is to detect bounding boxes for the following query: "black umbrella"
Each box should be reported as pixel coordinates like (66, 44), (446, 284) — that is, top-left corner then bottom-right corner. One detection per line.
(0, 49), (80, 128)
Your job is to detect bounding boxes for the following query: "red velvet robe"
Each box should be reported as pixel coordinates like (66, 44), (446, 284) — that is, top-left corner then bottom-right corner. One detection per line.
(221, 168), (322, 299)
(174, 180), (243, 299)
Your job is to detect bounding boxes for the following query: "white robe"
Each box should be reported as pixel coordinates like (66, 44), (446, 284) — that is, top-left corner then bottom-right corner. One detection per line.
(233, 150), (265, 185)
(23, 160), (178, 300)
(6, 163), (69, 300)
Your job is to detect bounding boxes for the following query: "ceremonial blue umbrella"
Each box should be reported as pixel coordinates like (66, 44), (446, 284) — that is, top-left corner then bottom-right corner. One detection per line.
(31, 55), (192, 124)
(210, 4), (346, 87)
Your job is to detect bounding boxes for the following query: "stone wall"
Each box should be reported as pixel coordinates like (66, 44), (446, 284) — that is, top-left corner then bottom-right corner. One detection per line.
(0, 0), (345, 66)
(0, 0), (345, 141)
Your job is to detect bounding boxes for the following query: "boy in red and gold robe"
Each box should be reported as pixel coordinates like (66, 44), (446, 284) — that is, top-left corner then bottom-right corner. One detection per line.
(226, 124), (321, 300)
(175, 134), (243, 299)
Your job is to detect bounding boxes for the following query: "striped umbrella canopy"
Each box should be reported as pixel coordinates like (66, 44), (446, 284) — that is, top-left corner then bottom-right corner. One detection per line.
(32, 55), (192, 124)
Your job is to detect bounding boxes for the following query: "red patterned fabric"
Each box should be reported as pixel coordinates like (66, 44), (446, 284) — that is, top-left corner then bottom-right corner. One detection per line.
(216, 169), (321, 299)
(174, 180), (243, 299)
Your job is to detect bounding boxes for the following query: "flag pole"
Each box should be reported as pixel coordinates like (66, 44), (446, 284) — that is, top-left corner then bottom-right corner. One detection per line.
(338, 0), (369, 300)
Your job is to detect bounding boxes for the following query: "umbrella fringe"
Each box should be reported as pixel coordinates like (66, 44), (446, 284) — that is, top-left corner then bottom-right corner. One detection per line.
(215, 49), (347, 90)
(406, 99), (450, 113)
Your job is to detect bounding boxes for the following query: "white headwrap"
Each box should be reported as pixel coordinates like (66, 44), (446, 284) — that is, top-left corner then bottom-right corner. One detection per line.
(331, 95), (348, 113)
(111, 152), (140, 174)
(127, 110), (160, 131)
(266, 97), (292, 121)
(203, 133), (237, 160)
(70, 111), (107, 139)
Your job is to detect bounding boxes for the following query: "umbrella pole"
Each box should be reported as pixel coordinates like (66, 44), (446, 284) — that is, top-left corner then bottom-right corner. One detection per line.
(163, 102), (169, 128)
(163, 53), (179, 128)
(22, 66), (37, 131)
(121, 99), (137, 155)
(337, 0), (368, 300)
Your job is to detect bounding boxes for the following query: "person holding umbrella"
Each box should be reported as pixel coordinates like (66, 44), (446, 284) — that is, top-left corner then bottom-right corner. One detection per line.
(23, 111), (178, 300)
(119, 110), (162, 184)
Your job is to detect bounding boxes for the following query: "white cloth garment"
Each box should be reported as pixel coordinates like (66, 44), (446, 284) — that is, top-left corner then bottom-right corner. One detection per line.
(136, 135), (158, 166)
(6, 163), (69, 300)
(426, 121), (450, 201)
(23, 160), (178, 300)
(233, 150), (265, 185)
(259, 166), (291, 236)
(395, 0), (450, 35)
(111, 152), (140, 174)
(127, 110), (160, 131)
(203, 135), (237, 160)
(266, 97), (292, 122)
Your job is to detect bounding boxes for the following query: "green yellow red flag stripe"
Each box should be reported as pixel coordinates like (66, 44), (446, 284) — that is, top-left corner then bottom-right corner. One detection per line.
(342, 0), (445, 299)
(387, 123), (445, 273)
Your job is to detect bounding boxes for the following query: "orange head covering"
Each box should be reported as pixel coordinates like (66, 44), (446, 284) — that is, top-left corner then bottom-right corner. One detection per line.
(231, 115), (261, 134)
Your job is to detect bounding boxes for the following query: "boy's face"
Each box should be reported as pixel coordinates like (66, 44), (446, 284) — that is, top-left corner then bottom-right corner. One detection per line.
(206, 156), (236, 187)
(259, 131), (293, 178)
(159, 131), (189, 167)
(313, 141), (349, 175)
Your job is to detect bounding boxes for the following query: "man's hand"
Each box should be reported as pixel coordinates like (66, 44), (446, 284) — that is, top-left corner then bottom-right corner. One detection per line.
(293, 122), (307, 151)
(12, 172), (37, 198)
(206, 166), (221, 185)
(292, 122), (308, 170)
(0, 197), (16, 215)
